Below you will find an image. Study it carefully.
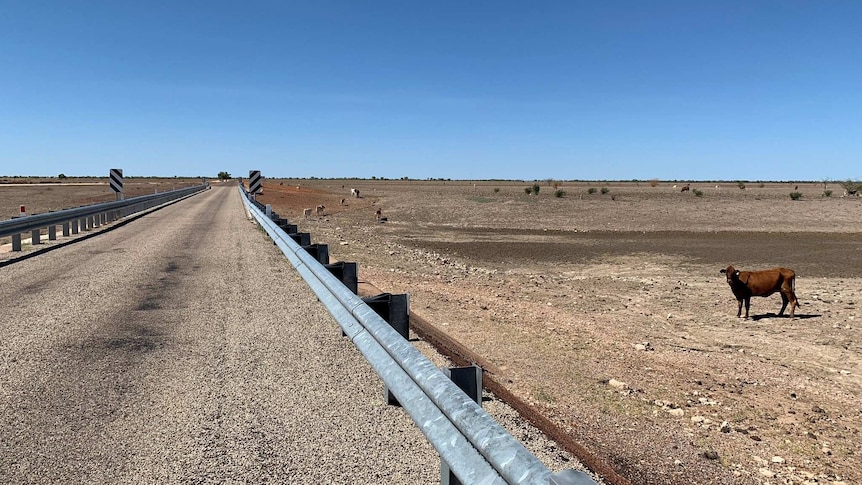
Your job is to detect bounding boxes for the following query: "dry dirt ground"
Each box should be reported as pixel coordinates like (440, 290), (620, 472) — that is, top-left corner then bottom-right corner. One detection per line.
(256, 179), (861, 485)
(3, 178), (860, 485)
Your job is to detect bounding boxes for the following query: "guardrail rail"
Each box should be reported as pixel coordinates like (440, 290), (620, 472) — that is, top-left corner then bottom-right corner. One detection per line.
(239, 186), (598, 485)
(1, 184), (210, 251)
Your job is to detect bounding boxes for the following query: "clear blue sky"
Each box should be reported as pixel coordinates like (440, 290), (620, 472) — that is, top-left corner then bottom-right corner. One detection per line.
(1, 1), (860, 181)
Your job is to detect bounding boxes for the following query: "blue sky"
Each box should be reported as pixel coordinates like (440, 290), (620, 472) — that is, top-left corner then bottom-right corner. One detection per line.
(1, 1), (860, 181)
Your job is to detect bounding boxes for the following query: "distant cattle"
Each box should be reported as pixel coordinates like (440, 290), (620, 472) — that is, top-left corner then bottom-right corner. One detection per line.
(680, 184), (690, 192)
(351, 188), (361, 198)
(340, 198), (346, 206)
(719, 265), (799, 319)
(303, 208), (312, 218)
(316, 205), (325, 216)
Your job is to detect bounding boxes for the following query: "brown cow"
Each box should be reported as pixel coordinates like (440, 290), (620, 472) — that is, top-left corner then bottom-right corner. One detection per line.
(719, 265), (799, 319)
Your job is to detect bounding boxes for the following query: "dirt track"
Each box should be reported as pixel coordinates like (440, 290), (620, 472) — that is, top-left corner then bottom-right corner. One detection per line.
(257, 179), (861, 485)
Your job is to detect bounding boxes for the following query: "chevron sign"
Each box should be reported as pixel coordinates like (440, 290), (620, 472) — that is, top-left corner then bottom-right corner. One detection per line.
(109, 169), (124, 200)
(249, 170), (262, 194)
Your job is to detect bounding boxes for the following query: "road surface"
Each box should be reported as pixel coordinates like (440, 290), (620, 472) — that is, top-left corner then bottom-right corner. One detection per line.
(0, 185), (440, 483)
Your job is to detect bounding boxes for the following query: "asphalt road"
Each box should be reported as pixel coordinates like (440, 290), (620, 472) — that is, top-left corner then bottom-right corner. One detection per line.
(0, 185), (440, 483)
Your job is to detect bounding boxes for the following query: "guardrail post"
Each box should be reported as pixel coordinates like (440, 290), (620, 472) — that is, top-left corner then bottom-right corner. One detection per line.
(276, 219), (298, 234)
(361, 292), (410, 406)
(31, 229), (41, 245)
(302, 243), (330, 265)
(288, 232), (311, 246)
(48, 225), (57, 241)
(71, 219), (80, 235)
(441, 365), (484, 485)
(324, 261), (358, 294)
(362, 293), (410, 340)
(12, 233), (22, 251)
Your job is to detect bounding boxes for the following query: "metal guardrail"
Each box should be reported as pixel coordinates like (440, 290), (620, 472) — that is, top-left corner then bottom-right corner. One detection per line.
(239, 186), (597, 485)
(0, 184), (210, 250)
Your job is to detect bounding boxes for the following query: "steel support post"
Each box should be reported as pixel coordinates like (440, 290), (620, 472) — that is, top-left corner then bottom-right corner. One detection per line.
(48, 225), (57, 240)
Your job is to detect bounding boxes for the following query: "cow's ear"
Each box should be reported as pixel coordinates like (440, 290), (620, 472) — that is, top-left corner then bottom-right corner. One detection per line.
(720, 269), (727, 274)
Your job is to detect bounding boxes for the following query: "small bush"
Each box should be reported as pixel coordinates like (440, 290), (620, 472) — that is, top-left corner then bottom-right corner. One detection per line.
(58, 173), (67, 179)
(554, 189), (566, 198)
(790, 191), (802, 200)
(693, 189), (704, 197)
(600, 187), (610, 194)
(531, 183), (541, 195)
(737, 181), (746, 190)
(758, 182), (765, 188)
(823, 189), (832, 198)
(587, 187), (597, 194)
(648, 179), (659, 187)
(493, 187), (500, 193)
(524, 187), (532, 195)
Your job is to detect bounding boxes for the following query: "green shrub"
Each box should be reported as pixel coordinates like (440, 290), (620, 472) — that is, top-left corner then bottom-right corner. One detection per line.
(587, 187), (597, 194)
(600, 187), (610, 194)
(693, 189), (704, 197)
(790, 191), (802, 200)
(493, 187), (500, 193)
(554, 189), (566, 198)
(823, 189), (832, 198)
(737, 181), (746, 190)
(531, 183), (541, 195)
(524, 187), (532, 195)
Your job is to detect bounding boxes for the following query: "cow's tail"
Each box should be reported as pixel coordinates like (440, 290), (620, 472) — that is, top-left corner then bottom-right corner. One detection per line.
(793, 275), (802, 306)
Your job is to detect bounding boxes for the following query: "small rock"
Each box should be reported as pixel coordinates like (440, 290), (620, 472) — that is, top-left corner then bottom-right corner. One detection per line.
(608, 379), (627, 390)
(759, 468), (775, 478)
(691, 416), (705, 423)
(667, 408), (685, 417)
(703, 450), (719, 460)
(634, 343), (647, 351)
(751, 435), (762, 442)
(674, 459), (682, 466)
(771, 456), (785, 464)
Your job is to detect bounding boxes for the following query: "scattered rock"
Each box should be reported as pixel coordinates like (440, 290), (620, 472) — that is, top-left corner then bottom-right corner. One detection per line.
(758, 468), (775, 478)
(704, 450), (719, 460)
(608, 379), (627, 390)
(771, 456), (785, 464)
(667, 408), (685, 417)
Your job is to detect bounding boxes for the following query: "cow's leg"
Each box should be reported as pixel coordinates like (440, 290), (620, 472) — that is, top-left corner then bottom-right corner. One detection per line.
(779, 293), (789, 316)
(736, 299), (743, 318)
(743, 298), (751, 319)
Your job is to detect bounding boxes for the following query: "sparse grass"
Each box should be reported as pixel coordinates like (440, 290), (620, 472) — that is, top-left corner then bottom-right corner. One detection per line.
(693, 189), (704, 197)
(823, 189), (833, 198)
(790, 191), (802, 200)
(469, 196), (495, 203)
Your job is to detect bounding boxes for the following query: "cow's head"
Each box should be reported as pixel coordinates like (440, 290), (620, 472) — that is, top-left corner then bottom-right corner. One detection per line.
(719, 265), (740, 284)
